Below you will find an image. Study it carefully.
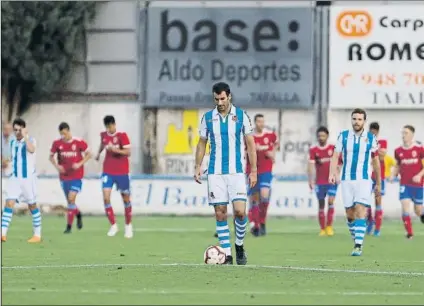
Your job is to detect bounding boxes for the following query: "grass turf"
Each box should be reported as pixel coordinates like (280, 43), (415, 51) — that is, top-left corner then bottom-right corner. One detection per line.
(1, 216), (423, 305)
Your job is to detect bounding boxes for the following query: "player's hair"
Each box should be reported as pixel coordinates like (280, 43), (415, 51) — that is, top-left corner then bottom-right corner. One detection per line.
(316, 126), (329, 135)
(351, 108), (367, 120)
(58, 122), (70, 131)
(212, 82), (231, 96)
(12, 118), (26, 128)
(103, 115), (116, 126)
(254, 114), (264, 121)
(369, 122), (379, 131)
(404, 125), (415, 133)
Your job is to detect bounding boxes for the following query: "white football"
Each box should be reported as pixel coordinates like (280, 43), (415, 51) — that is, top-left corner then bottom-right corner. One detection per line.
(203, 245), (226, 264)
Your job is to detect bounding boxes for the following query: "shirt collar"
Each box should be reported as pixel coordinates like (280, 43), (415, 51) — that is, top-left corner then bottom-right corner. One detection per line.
(213, 104), (235, 117)
(351, 129), (366, 137)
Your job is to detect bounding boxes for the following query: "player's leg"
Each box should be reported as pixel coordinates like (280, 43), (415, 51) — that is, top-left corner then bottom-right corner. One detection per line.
(373, 180), (385, 236)
(102, 174), (117, 236)
(208, 174), (232, 264)
(23, 177), (42, 243)
(411, 186), (423, 224)
(117, 174), (132, 238)
(1, 178), (19, 241)
(325, 184), (337, 236)
(399, 185), (414, 239)
(341, 181), (355, 241)
(366, 180), (376, 235)
(315, 185), (327, 236)
(62, 180), (83, 233)
(258, 172), (272, 236)
(350, 180), (373, 256)
(229, 174), (248, 265)
(248, 190), (260, 237)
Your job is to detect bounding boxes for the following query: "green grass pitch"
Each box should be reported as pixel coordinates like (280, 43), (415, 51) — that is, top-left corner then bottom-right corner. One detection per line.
(2, 216), (423, 305)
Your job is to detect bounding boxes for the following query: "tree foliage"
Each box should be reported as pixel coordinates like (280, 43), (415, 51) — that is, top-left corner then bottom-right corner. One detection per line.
(1, 1), (96, 119)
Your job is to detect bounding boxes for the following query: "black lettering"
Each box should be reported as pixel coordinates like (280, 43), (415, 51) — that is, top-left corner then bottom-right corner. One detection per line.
(224, 20), (248, 52)
(367, 43), (385, 61)
(291, 65), (301, 81)
(192, 20), (217, 52)
(211, 59), (224, 80)
(237, 65), (249, 86)
(158, 59), (172, 80)
(417, 43), (424, 60)
(390, 43), (411, 60)
(414, 20), (424, 31)
(253, 20), (279, 52)
(372, 91), (424, 105)
(348, 43), (362, 61)
(379, 16), (388, 28)
(158, 59), (204, 81)
(161, 10), (187, 51)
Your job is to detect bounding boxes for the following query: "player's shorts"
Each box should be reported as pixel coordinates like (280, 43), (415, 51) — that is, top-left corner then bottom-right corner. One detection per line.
(208, 173), (247, 205)
(61, 179), (82, 196)
(4, 176), (37, 204)
(248, 172), (273, 195)
(315, 184), (338, 200)
(340, 179), (372, 208)
(399, 185), (423, 205)
(102, 173), (131, 194)
(372, 179), (386, 196)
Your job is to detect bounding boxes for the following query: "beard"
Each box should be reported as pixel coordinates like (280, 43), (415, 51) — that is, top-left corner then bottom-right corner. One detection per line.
(352, 124), (363, 132)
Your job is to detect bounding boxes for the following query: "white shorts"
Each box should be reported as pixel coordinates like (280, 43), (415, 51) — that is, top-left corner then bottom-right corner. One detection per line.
(5, 176), (37, 204)
(341, 179), (372, 208)
(207, 173), (247, 205)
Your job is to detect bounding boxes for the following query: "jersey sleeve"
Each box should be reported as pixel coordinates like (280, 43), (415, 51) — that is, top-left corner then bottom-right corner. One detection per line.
(50, 141), (58, 155)
(308, 147), (315, 163)
(120, 133), (131, 148)
(379, 139), (387, 150)
(370, 135), (378, 154)
(335, 132), (343, 153)
(79, 139), (89, 152)
(242, 111), (254, 135)
(199, 114), (208, 140)
(394, 149), (400, 164)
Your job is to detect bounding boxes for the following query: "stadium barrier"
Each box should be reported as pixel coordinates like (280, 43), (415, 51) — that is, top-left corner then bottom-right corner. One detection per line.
(1, 175), (408, 219)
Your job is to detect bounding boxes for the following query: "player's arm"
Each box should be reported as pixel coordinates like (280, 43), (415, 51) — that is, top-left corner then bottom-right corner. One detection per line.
(95, 135), (105, 160)
(329, 133), (342, 180)
(243, 112), (257, 172)
(49, 142), (64, 173)
(76, 140), (92, 168)
(110, 133), (131, 156)
(390, 151), (400, 181)
(371, 137), (381, 187)
(378, 139), (387, 160)
(265, 133), (278, 162)
(413, 148), (424, 181)
(194, 115), (208, 183)
(24, 135), (36, 153)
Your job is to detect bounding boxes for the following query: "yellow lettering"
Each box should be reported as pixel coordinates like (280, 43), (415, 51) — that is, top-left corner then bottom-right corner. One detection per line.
(164, 110), (209, 155)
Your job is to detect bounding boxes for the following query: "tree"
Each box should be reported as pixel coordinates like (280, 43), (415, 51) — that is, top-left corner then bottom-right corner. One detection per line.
(1, 1), (96, 120)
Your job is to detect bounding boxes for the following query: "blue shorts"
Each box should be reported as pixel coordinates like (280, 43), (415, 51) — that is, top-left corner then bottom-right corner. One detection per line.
(372, 179), (386, 196)
(102, 173), (131, 194)
(248, 172), (273, 195)
(315, 184), (338, 200)
(61, 179), (82, 196)
(399, 185), (423, 205)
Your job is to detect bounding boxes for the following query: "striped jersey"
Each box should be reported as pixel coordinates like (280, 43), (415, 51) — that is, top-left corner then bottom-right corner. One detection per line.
(2, 134), (15, 176)
(199, 105), (253, 175)
(335, 130), (378, 181)
(10, 137), (37, 178)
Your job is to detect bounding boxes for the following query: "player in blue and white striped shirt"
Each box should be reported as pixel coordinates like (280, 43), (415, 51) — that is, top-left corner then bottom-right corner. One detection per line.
(329, 109), (381, 256)
(1, 118), (42, 243)
(194, 82), (257, 265)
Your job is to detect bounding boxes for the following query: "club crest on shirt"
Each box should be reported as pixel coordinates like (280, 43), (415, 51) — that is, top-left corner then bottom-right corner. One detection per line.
(363, 138), (368, 143)
(412, 150), (417, 157)
(264, 137), (269, 144)
(328, 149), (333, 156)
(72, 144), (76, 151)
(232, 115), (238, 122)
(59, 145), (63, 150)
(113, 137), (118, 144)
(210, 192), (215, 199)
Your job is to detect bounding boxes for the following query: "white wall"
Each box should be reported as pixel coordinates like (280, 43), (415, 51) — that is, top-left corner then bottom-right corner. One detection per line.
(19, 102), (142, 175)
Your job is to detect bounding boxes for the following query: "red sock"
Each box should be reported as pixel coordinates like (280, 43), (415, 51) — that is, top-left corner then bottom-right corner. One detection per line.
(402, 214), (413, 236)
(258, 201), (269, 225)
(318, 209), (326, 229)
(375, 208), (383, 231)
(67, 208), (78, 226)
(367, 207), (373, 222)
(124, 203), (132, 225)
(326, 205), (335, 227)
(105, 205), (116, 225)
(249, 205), (260, 228)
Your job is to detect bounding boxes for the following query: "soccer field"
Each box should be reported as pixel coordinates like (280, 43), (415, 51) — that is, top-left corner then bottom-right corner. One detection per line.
(2, 216), (423, 305)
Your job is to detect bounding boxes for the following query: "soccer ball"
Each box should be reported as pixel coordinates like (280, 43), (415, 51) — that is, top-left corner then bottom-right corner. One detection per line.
(203, 245), (226, 264)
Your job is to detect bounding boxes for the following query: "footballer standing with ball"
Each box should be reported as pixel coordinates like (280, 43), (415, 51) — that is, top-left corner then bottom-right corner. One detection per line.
(194, 82), (257, 265)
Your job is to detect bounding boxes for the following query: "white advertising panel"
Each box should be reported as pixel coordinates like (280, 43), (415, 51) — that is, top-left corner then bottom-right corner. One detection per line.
(329, 6), (424, 108)
(2, 176), (406, 218)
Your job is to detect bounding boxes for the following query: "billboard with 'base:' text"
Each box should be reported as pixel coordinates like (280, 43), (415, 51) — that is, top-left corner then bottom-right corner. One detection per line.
(329, 6), (424, 109)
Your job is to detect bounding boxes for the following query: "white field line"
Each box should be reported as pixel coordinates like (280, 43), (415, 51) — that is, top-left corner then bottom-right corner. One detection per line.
(2, 263), (424, 276)
(2, 287), (423, 297)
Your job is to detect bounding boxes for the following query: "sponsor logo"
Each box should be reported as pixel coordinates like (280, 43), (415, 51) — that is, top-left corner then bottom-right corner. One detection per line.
(336, 11), (373, 37)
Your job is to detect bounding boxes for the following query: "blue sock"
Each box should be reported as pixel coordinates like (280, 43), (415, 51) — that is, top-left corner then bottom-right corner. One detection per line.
(235, 217), (248, 246)
(216, 220), (231, 256)
(354, 218), (366, 247)
(31, 207), (42, 237)
(347, 219), (355, 240)
(1, 207), (13, 236)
